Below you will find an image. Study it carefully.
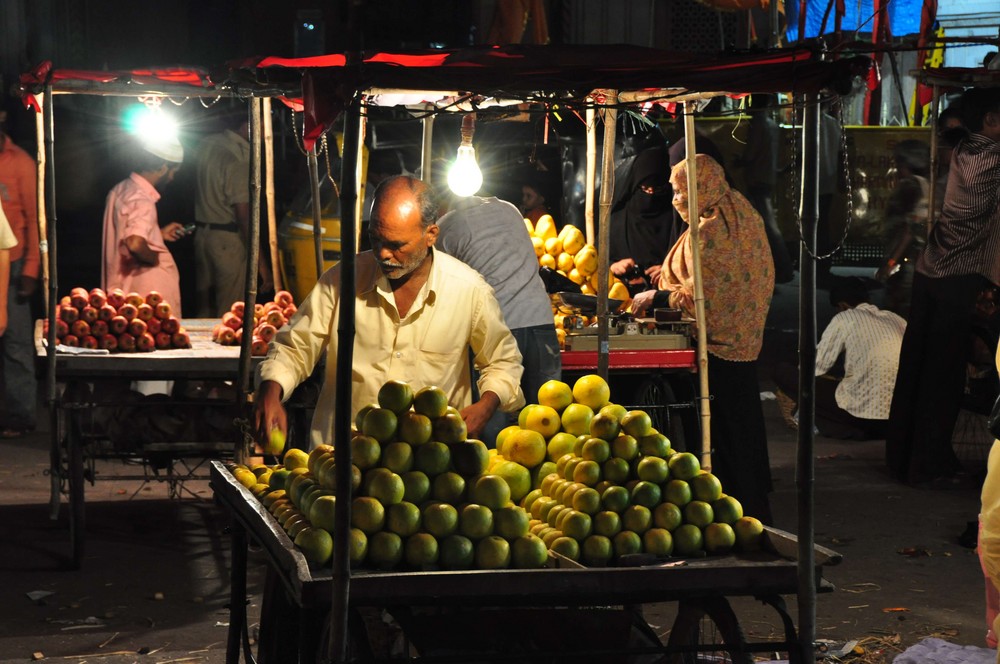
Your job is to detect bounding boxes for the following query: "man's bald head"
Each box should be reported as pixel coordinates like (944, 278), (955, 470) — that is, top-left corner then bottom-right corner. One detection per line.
(372, 175), (439, 230)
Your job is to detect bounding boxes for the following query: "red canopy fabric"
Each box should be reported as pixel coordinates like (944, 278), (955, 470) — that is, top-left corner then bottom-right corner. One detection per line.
(245, 44), (870, 149)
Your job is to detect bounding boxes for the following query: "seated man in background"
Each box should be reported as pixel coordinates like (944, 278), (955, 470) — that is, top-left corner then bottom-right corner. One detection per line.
(774, 277), (905, 440)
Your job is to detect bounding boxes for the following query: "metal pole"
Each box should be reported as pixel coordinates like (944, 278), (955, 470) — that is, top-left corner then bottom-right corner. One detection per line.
(308, 148), (324, 281)
(34, 95), (49, 308)
(43, 85), (60, 520)
(797, 93), (820, 664)
(927, 84), (940, 234)
(421, 114), (435, 185)
(328, 93), (363, 664)
(596, 92), (617, 381)
(237, 99), (263, 459)
(769, 0), (781, 48)
(683, 102), (712, 471)
(585, 101), (596, 245)
(263, 97), (282, 291)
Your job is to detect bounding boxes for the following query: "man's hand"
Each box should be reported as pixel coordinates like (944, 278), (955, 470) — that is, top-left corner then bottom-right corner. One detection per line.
(161, 222), (186, 243)
(461, 391), (500, 440)
(17, 275), (38, 299)
(254, 380), (288, 447)
(610, 258), (636, 276)
(630, 289), (658, 317)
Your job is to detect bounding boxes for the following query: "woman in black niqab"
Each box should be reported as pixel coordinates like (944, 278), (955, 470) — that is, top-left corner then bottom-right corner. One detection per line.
(609, 142), (675, 291)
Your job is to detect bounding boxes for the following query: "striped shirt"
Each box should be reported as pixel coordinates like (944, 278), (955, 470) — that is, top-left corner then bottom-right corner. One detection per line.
(815, 303), (906, 420)
(918, 132), (1000, 285)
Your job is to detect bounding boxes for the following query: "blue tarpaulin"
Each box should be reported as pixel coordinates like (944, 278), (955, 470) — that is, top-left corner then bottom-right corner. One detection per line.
(784, 0), (924, 41)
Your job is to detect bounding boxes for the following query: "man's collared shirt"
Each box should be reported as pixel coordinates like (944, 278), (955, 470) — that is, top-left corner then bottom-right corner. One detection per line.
(194, 129), (250, 226)
(918, 132), (1000, 286)
(258, 249), (525, 449)
(814, 303), (906, 420)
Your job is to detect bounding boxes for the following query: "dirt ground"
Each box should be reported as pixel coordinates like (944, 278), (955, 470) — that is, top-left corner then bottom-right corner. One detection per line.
(0, 273), (990, 663)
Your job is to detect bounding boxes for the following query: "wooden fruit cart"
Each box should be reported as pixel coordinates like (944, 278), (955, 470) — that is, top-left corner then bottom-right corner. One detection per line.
(221, 42), (868, 663)
(33, 319), (257, 569)
(211, 461), (842, 663)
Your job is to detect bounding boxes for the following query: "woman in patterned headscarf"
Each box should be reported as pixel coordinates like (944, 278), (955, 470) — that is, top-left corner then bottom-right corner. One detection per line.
(633, 153), (775, 523)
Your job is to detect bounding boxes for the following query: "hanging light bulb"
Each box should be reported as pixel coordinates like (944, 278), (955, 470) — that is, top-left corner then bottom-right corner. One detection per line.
(447, 114), (483, 197)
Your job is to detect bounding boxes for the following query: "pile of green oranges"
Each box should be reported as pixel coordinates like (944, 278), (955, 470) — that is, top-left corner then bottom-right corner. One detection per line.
(497, 375), (766, 565)
(231, 374), (765, 570)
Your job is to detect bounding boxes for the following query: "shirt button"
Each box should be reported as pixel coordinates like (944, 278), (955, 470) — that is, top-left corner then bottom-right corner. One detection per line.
(395, 352), (402, 358)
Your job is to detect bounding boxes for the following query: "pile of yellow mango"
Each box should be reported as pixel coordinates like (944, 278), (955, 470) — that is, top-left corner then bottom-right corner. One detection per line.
(526, 215), (631, 348)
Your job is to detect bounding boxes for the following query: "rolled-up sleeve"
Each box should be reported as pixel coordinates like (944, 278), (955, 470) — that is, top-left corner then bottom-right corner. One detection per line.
(257, 267), (338, 401)
(469, 284), (525, 413)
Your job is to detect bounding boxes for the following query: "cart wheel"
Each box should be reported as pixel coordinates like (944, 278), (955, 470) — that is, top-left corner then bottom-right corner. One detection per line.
(632, 377), (686, 449)
(666, 597), (753, 664)
(66, 417), (86, 570)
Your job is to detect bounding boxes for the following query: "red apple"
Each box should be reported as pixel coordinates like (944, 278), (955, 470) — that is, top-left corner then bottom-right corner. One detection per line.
(99, 334), (118, 351)
(55, 319), (69, 338)
(161, 316), (180, 335)
(62, 334), (79, 347)
(254, 303), (265, 318)
(107, 288), (126, 310)
(211, 323), (224, 341)
(98, 304), (117, 322)
(128, 318), (148, 338)
(231, 301), (245, 319)
(154, 301), (172, 320)
(81, 335), (99, 349)
(155, 332), (173, 349)
(88, 288), (107, 309)
(265, 309), (284, 327)
(42, 319), (49, 335)
(90, 320), (109, 338)
(145, 290), (163, 307)
(60, 305), (79, 323)
(70, 291), (88, 310)
(257, 322), (277, 343)
(275, 290), (295, 307)
(118, 303), (138, 321)
(146, 317), (161, 335)
(282, 305), (297, 319)
(109, 315), (129, 335)
(251, 336), (268, 356)
(71, 320), (91, 338)
(59, 295), (72, 308)
(172, 330), (191, 348)
(136, 332), (155, 352)
(234, 327), (243, 344)
(125, 292), (144, 308)
(81, 306), (99, 324)
(117, 332), (136, 352)
(218, 327), (236, 345)
(222, 312), (242, 331)
(136, 303), (154, 322)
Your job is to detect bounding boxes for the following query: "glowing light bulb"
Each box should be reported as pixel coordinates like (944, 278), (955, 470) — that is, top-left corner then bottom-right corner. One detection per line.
(447, 144), (483, 197)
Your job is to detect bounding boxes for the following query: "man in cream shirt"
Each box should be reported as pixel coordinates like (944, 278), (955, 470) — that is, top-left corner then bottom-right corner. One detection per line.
(255, 175), (525, 449)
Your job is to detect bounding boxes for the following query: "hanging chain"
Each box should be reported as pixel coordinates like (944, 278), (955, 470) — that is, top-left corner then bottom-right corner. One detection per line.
(321, 133), (342, 197)
(199, 95), (222, 108)
(790, 96), (854, 261)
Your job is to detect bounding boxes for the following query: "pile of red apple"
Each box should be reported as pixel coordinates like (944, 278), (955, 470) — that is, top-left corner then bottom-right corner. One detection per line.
(211, 290), (296, 356)
(43, 287), (190, 352)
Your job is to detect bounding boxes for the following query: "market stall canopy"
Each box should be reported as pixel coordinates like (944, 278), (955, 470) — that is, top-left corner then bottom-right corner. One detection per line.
(17, 59), (302, 110)
(914, 64), (1000, 88)
(236, 44), (870, 149)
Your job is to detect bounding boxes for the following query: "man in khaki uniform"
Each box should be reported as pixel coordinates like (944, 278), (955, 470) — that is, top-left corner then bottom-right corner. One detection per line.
(193, 112), (272, 317)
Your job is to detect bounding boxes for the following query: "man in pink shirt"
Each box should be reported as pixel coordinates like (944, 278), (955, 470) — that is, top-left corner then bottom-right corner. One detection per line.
(102, 139), (187, 315)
